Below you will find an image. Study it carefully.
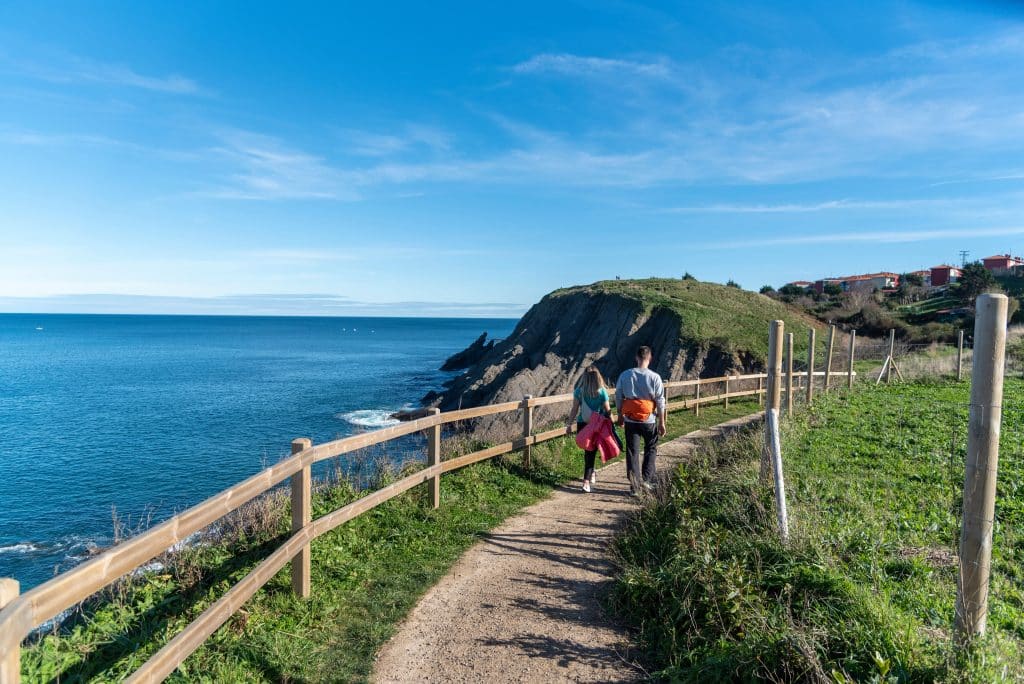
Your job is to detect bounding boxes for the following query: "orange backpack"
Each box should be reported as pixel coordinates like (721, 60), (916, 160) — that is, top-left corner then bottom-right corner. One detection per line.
(621, 398), (655, 422)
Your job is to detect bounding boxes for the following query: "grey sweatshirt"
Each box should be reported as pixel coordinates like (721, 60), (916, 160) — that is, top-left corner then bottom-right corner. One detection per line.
(614, 367), (667, 424)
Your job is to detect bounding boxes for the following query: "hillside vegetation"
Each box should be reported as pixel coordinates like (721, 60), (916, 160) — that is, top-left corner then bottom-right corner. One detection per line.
(552, 278), (822, 362)
(610, 380), (1024, 681)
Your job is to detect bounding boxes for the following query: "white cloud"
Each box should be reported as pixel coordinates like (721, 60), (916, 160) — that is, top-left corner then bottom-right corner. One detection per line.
(692, 226), (1024, 250)
(6, 52), (203, 95)
(661, 198), (961, 214)
(205, 130), (359, 200)
(512, 53), (672, 80)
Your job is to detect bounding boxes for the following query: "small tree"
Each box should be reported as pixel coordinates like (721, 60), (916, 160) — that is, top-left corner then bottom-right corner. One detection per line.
(682, 272), (696, 281)
(902, 272), (924, 287)
(823, 283), (843, 297)
(726, 279), (741, 289)
(957, 262), (999, 304)
(760, 285), (775, 295)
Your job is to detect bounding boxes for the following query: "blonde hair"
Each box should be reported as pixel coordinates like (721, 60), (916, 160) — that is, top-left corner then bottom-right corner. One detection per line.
(578, 366), (607, 399)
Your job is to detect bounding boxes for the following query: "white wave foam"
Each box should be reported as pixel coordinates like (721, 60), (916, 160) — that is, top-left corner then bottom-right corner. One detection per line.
(0, 542), (38, 554)
(336, 409), (400, 428)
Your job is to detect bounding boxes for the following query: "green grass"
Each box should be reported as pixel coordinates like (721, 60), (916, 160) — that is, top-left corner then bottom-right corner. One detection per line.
(897, 296), (960, 316)
(550, 278), (821, 362)
(21, 399), (760, 683)
(609, 380), (1024, 682)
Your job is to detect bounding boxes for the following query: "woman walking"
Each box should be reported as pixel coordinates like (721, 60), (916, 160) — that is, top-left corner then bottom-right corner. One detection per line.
(566, 366), (611, 493)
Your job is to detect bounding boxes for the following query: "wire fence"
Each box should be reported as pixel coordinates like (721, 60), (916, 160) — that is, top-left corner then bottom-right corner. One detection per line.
(776, 319), (1024, 674)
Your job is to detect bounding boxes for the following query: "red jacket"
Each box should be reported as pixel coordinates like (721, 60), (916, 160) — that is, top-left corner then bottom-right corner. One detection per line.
(575, 414), (621, 462)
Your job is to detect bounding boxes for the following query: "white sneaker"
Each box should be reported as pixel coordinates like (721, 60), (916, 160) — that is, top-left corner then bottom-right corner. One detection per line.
(590, 471), (598, 484)
(582, 480), (591, 493)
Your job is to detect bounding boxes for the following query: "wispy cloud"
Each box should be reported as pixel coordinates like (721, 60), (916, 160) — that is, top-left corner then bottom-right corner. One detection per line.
(661, 198), (960, 214)
(204, 130), (358, 200)
(512, 53), (671, 80)
(336, 124), (452, 157)
(692, 226), (1024, 250)
(0, 292), (526, 317)
(5, 52), (203, 95)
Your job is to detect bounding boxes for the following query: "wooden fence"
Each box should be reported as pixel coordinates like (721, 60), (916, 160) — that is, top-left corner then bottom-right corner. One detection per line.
(0, 367), (854, 683)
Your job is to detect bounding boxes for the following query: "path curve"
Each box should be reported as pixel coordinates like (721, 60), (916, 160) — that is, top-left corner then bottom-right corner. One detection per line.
(373, 414), (762, 683)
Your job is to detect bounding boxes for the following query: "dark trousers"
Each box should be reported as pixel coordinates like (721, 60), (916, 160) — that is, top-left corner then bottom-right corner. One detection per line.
(577, 421), (597, 479)
(624, 421), (659, 484)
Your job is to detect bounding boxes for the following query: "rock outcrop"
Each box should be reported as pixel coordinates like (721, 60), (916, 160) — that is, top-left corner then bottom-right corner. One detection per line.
(440, 332), (495, 371)
(425, 279), (817, 437)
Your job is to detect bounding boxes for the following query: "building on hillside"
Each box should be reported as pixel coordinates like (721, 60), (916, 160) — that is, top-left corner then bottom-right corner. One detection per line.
(981, 254), (1024, 275)
(813, 272), (899, 293)
(843, 272), (900, 292)
(785, 280), (813, 289)
(930, 265), (962, 287)
(812, 278), (843, 294)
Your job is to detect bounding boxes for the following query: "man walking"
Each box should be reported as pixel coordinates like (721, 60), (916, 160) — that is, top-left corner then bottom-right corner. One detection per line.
(615, 346), (667, 495)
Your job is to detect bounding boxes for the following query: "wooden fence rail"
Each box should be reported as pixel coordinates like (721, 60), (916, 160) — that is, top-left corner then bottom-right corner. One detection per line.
(0, 368), (853, 683)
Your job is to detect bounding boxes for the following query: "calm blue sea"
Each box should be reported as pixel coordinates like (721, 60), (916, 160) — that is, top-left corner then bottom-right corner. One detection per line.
(0, 314), (515, 590)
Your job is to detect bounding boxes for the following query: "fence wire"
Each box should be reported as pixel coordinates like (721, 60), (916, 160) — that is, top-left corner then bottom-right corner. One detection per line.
(780, 333), (1024, 674)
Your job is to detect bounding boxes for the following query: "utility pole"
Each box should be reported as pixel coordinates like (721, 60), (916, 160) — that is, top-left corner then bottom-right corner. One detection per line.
(960, 250), (970, 267)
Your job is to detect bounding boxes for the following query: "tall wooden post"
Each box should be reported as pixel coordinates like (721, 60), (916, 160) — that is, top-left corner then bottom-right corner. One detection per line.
(724, 376), (730, 409)
(847, 329), (857, 389)
(522, 395), (533, 468)
(824, 325), (836, 392)
(427, 408), (441, 509)
(290, 438), (312, 599)
(757, 376), (764, 406)
(957, 329), (965, 381)
(0, 578), (19, 684)
(694, 381), (701, 417)
(785, 333), (794, 416)
(762, 320), (784, 482)
(956, 293), (1008, 640)
(886, 329), (896, 384)
(806, 328), (816, 405)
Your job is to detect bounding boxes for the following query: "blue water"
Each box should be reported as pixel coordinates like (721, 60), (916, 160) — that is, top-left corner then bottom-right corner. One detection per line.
(0, 314), (515, 590)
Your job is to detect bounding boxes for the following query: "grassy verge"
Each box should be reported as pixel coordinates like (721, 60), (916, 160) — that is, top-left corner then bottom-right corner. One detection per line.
(609, 380), (1024, 682)
(21, 398), (760, 682)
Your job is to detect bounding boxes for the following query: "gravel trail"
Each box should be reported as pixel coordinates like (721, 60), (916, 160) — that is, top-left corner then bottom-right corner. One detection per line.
(373, 414), (761, 683)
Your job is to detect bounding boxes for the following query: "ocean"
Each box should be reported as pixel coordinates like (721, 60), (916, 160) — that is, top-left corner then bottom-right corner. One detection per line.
(0, 314), (516, 590)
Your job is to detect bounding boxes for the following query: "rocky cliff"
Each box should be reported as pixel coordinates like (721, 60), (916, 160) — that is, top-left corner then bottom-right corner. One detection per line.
(427, 278), (819, 436)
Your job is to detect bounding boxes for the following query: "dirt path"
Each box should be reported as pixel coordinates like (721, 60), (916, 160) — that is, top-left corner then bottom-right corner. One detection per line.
(372, 414), (762, 683)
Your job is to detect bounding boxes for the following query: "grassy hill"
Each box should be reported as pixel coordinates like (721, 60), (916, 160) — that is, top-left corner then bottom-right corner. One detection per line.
(551, 278), (823, 363)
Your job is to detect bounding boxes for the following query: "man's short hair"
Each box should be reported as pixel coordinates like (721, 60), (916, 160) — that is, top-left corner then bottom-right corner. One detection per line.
(636, 346), (652, 360)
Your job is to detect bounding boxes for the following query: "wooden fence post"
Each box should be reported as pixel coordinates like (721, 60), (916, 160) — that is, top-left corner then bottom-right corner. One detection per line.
(522, 395), (533, 468)
(847, 329), (857, 389)
(427, 408), (441, 509)
(957, 329), (965, 381)
(290, 438), (312, 599)
(694, 381), (701, 417)
(0, 578), (19, 684)
(824, 325), (836, 392)
(757, 376), (764, 406)
(761, 320), (784, 482)
(956, 293), (1008, 640)
(724, 376), (730, 409)
(785, 332), (794, 416)
(806, 328), (816, 405)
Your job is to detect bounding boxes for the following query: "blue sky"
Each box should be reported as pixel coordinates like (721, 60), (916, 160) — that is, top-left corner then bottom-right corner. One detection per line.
(1, 1), (1023, 317)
